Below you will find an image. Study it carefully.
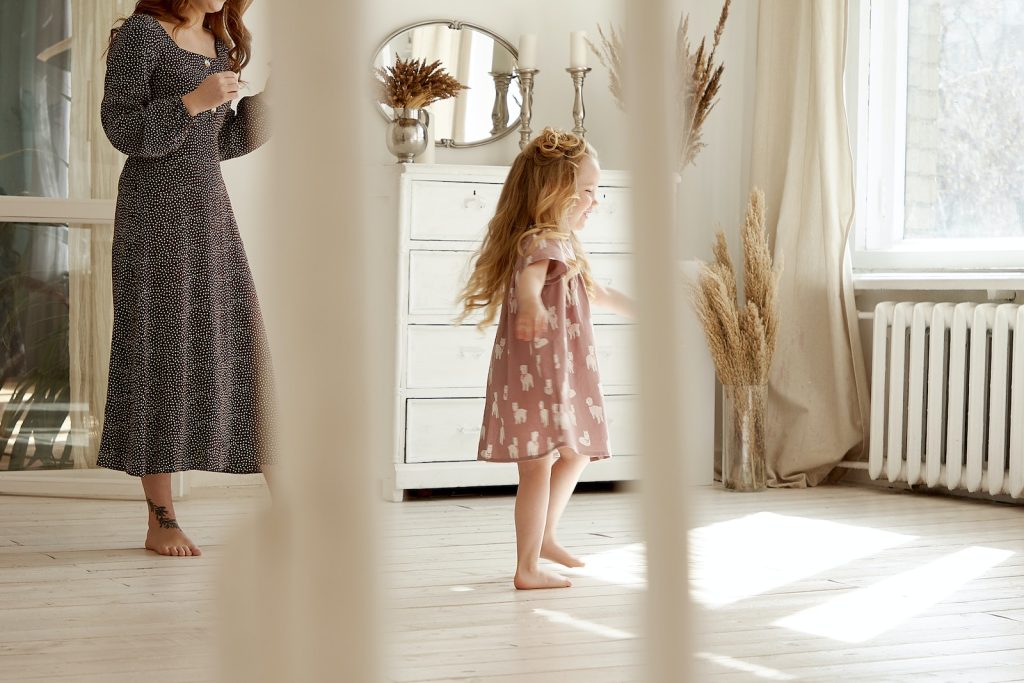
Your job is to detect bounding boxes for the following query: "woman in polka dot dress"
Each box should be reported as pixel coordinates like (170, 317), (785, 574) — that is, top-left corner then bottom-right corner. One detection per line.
(99, 0), (272, 557)
(459, 129), (634, 589)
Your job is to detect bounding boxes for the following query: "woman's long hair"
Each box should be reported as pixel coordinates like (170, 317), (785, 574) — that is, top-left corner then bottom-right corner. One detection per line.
(458, 128), (597, 329)
(109, 0), (254, 74)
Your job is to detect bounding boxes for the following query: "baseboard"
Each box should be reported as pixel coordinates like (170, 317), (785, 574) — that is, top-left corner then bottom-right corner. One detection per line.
(189, 472), (265, 488)
(0, 469), (188, 500)
(838, 466), (1024, 505)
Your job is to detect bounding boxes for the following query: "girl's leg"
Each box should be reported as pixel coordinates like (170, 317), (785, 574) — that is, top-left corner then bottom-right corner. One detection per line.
(514, 454), (571, 589)
(541, 448), (590, 567)
(142, 473), (201, 557)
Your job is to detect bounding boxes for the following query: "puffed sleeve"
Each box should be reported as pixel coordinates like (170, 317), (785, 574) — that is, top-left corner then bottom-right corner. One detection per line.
(218, 93), (271, 161)
(520, 234), (573, 283)
(101, 14), (195, 158)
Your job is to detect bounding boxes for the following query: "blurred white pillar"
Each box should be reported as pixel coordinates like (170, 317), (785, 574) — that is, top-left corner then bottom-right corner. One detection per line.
(220, 0), (383, 681)
(624, 0), (696, 680)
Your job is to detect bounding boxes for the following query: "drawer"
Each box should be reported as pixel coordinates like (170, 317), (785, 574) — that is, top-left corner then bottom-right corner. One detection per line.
(407, 325), (496, 389)
(408, 250), (473, 317)
(407, 250), (633, 318)
(405, 396), (636, 463)
(582, 186), (633, 245)
(408, 180), (631, 244)
(405, 398), (484, 463)
(590, 325), (638, 388)
(589, 252), (634, 297)
(406, 324), (635, 390)
(409, 180), (502, 241)
(604, 394), (639, 455)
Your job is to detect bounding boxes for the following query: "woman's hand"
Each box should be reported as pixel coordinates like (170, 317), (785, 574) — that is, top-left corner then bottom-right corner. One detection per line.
(515, 297), (549, 342)
(182, 71), (240, 116)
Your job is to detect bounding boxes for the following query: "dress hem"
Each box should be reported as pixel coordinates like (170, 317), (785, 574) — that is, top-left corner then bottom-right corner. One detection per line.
(97, 463), (268, 478)
(478, 451), (611, 464)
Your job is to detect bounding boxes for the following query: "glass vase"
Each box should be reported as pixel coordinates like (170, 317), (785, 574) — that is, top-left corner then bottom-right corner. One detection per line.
(721, 384), (767, 491)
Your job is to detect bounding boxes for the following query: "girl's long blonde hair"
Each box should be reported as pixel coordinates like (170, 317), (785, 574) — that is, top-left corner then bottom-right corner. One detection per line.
(458, 128), (597, 328)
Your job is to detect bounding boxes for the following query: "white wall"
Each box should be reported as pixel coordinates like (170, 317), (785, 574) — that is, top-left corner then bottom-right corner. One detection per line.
(225, 0), (762, 317)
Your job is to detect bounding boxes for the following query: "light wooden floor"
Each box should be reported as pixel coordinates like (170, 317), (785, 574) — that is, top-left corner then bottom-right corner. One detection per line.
(2, 484), (1023, 682)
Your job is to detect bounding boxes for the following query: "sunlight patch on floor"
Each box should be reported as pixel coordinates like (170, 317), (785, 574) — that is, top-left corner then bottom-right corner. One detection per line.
(533, 608), (637, 640)
(774, 545), (1015, 642)
(690, 512), (915, 608)
(696, 651), (797, 680)
(572, 542), (646, 587)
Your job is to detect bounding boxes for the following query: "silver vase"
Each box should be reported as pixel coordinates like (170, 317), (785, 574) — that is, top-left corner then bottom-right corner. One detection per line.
(386, 107), (430, 163)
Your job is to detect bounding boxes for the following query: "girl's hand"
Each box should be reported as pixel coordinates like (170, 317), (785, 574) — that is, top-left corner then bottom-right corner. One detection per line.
(182, 71), (240, 115)
(515, 297), (548, 342)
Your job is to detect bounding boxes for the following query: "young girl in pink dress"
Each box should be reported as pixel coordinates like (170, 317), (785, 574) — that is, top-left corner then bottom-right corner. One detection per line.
(459, 129), (634, 590)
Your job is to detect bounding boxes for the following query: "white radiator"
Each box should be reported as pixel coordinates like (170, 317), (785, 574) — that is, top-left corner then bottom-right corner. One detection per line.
(869, 302), (1024, 497)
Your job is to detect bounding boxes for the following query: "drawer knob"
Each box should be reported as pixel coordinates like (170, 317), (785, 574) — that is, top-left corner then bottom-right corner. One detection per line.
(463, 195), (486, 210)
(457, 426), (482, 434)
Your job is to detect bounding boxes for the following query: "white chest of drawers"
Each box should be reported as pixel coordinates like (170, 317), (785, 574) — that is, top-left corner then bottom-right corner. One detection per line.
(380, 164), (638, 501)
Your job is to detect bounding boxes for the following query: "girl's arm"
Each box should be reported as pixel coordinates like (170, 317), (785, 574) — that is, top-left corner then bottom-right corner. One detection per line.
(591, 282), (635, 319)
(514, 260), (550, 341)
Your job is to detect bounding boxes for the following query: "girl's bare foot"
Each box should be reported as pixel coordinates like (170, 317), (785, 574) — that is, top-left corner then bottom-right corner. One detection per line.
(145, 526), (202, 556)
(541, 540), (585, 568)
(514, 567), (572, 590)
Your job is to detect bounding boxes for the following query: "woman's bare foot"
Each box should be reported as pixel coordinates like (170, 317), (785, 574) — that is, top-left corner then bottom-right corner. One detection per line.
(514, 566), (572, 590)
(541, 540), (585, 568)
(144, 497), (201, 556)
(145, 526), (202, 556)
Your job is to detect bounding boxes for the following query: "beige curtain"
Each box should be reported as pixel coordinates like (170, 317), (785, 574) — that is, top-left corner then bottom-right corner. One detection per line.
(750, 0), (869, 487)
(67, 0), (131, 468)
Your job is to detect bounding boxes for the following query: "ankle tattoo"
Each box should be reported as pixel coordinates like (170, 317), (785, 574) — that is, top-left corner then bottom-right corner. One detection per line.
(146, 498), (181, 529)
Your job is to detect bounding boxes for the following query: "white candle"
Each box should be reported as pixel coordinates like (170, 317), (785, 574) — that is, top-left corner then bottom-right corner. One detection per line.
(570, 31), (587, 69)
(491, 41), (514, 74)
(517, 34), (538, 71)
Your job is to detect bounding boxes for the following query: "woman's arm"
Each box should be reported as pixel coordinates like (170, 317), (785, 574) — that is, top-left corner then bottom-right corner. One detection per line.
(218, 92), (271, 161)
(591, 282), (635, 319)
(100, 15), (195, 158)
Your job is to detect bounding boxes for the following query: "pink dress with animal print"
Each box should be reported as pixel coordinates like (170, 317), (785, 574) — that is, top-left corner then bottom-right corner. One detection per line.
(478, 235), (610, 462)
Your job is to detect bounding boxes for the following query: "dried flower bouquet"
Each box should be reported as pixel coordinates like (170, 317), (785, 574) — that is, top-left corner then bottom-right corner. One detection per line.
(375, 57), (467, 111)
(693, 188), (781, 489)
(589, 0), (731, 170)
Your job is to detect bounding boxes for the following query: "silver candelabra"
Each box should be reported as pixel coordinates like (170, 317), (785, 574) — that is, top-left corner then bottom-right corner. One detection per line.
(489, 72), (513, 135)
(516, 68), (539, 149)
(566, 66), (592, 138)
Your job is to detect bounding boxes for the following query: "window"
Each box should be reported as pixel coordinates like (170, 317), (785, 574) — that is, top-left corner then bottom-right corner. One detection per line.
(0, 1), (121, 477)
(851, 0), (1024, 271)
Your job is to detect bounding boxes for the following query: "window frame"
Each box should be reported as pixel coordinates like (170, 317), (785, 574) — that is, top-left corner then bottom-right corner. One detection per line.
(849, 0), (1024, 272)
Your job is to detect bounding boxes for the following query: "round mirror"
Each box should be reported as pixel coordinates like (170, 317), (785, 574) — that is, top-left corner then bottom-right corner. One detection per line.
(373, 21), (522, 148)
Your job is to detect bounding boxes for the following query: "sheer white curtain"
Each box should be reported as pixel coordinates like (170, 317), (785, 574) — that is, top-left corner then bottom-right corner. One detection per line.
(410, 25), (463, 142)
(67, 0), (132, 467)
(750, 0), (869, 487)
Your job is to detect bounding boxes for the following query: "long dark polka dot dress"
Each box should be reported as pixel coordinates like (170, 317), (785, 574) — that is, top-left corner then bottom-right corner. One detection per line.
(97, 13), (274, 476)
